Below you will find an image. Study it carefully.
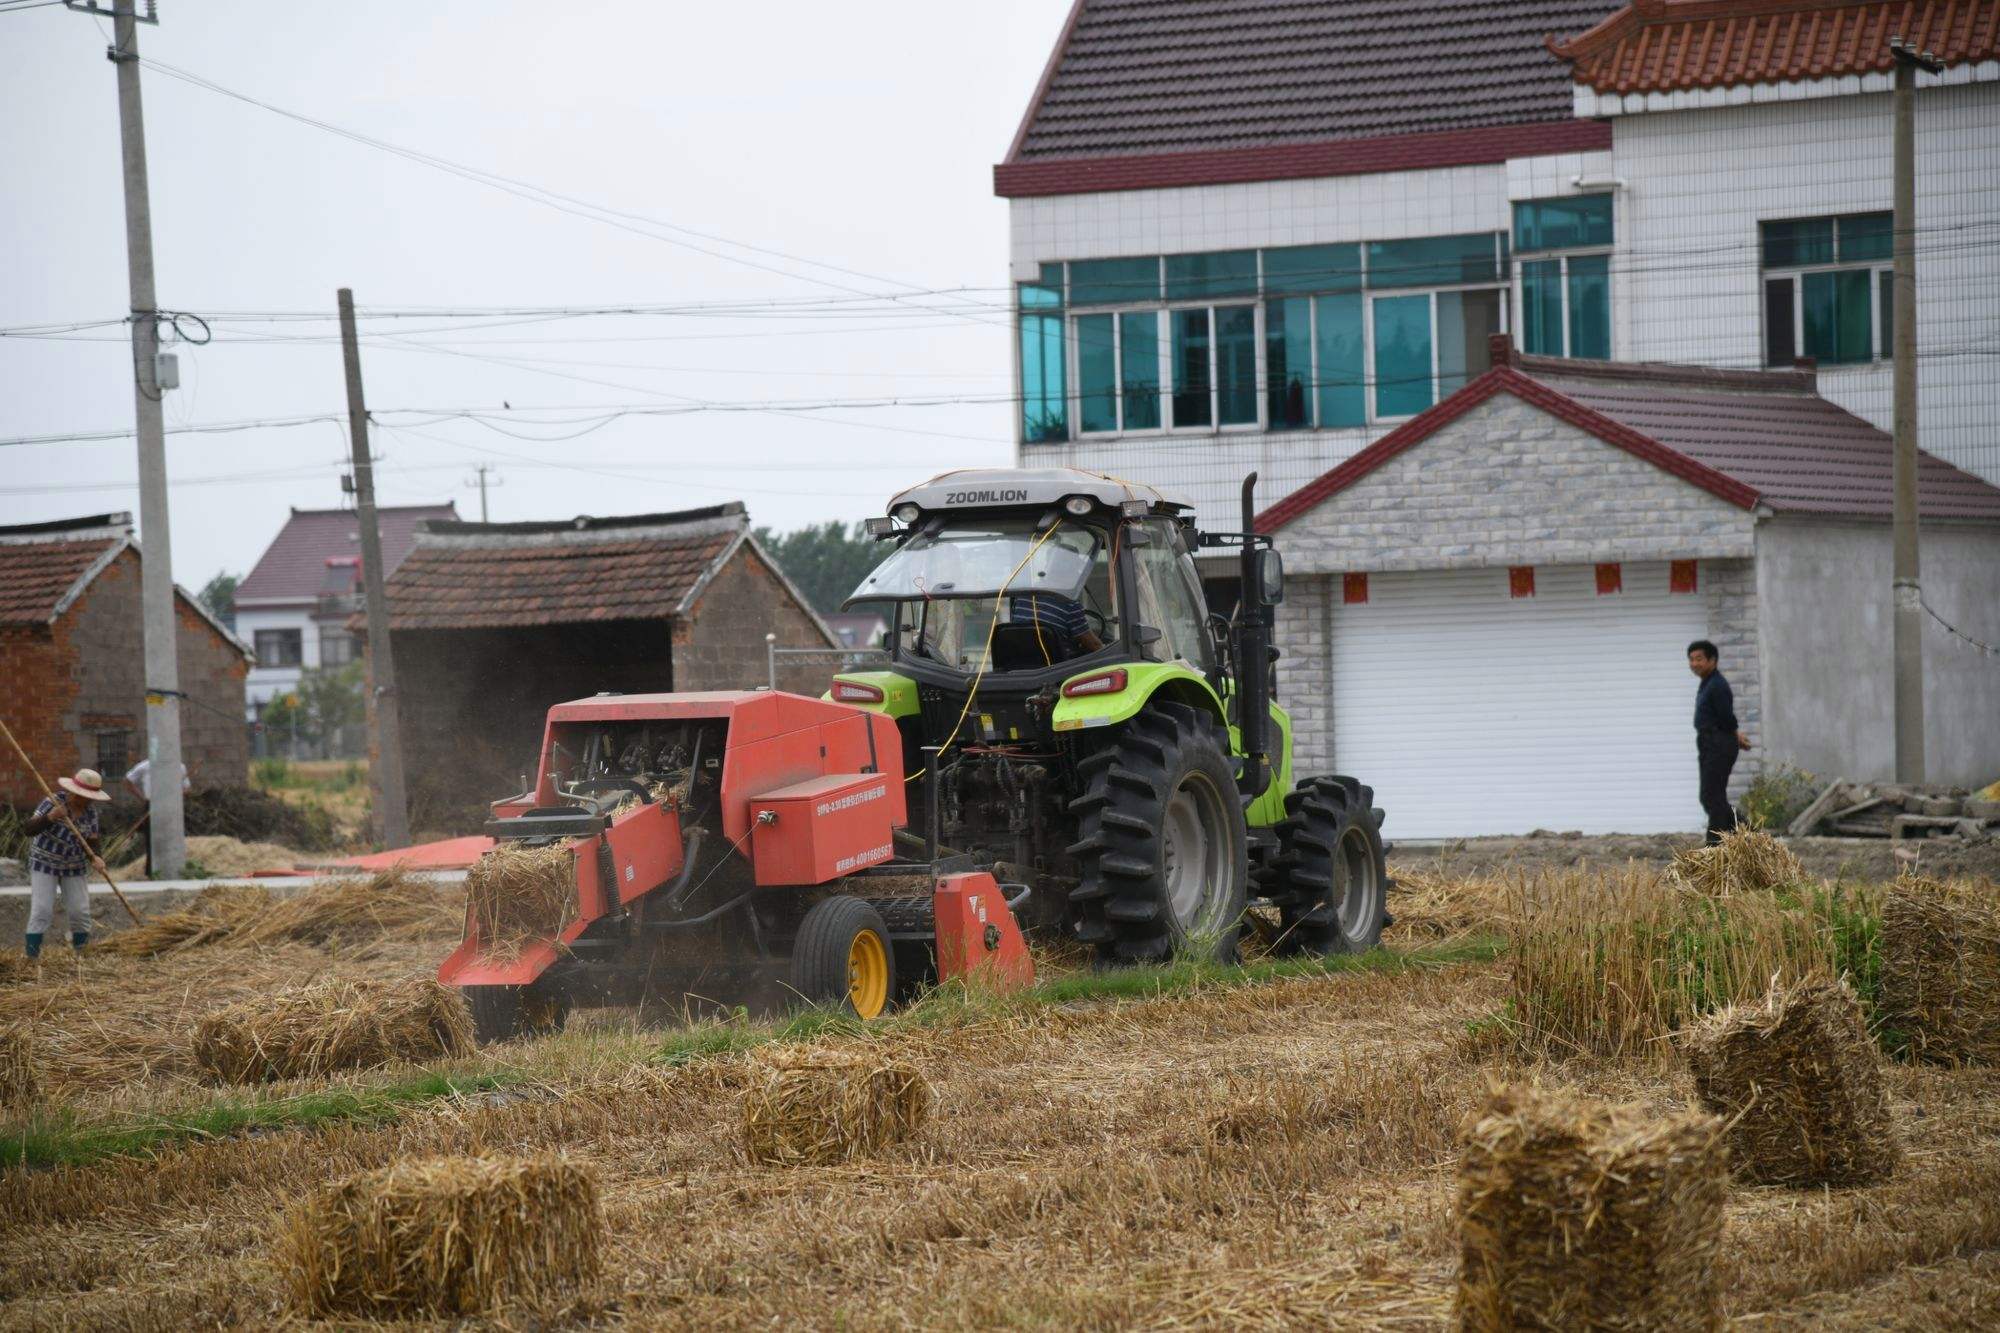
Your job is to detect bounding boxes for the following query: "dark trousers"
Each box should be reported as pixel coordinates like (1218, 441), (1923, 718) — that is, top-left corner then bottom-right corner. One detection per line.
(139, 801), (152, 878)
(1697, 733), (1739, 845)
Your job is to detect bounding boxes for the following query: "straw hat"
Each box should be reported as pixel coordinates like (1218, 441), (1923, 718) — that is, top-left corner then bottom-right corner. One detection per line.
(57, 768), (112, 802)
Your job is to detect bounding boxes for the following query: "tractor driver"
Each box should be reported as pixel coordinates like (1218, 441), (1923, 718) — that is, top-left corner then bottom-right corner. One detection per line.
(1007, 589), (1103, 657)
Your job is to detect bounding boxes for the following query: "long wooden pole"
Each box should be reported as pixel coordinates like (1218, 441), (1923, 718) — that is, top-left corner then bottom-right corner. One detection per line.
(0, 715), (144, 926)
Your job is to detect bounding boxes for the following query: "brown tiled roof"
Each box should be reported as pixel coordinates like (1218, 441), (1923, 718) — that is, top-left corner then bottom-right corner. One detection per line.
(1522, 356), (2000, 521)
(1007, 0), (1620, 162)
(383, 507), (746, 631)
(236, 503), (458, 605)
(0, 537), (120, 626)
(1554, 1), (2000, 95)
(1261, 342), (2000, 529)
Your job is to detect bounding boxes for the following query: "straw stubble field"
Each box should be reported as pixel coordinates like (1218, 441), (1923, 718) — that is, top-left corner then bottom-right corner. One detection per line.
(0, 862), (1996, 1328)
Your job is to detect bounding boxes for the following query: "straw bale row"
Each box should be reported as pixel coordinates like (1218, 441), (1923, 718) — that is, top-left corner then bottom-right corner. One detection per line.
(741, 1048), (933, 1165)
(193, 978), (474, 1084)
(1878, 876), (2000, 1065)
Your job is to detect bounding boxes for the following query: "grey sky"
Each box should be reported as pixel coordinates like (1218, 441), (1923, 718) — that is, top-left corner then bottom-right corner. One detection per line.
(0, 0), (1068, 585)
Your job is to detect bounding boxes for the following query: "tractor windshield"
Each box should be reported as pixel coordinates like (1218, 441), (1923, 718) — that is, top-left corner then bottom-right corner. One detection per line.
(849, 518), (1119, 671)
(848, 518), (1101, 603)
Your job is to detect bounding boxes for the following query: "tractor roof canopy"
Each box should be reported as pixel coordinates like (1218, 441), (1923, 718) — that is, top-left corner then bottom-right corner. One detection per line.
(884, 468), (1191, 519)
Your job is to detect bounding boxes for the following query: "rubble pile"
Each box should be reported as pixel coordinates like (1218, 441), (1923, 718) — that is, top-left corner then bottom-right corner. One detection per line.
(1788, 779), (2000, 843)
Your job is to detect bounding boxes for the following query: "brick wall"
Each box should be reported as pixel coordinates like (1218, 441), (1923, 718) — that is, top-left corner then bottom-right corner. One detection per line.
(1275, 394), (1759, 575)
(672, 542), (836, 695)
(0, 549), (247, 807)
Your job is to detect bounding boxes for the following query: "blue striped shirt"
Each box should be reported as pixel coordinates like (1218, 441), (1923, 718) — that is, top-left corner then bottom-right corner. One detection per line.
(1008, 593), (1090, 643)
(28, 797), (98, 876)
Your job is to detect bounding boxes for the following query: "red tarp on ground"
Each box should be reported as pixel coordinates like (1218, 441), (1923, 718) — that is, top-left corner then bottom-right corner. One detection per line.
(251, 835), (495, 877)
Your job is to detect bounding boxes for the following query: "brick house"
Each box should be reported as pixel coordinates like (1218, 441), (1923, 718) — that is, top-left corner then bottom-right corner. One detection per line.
(376, 503), (839, 830)
(1257, 339), (2000, 837)
(234, 503), (456, 723)
(0, 513), (250, 808)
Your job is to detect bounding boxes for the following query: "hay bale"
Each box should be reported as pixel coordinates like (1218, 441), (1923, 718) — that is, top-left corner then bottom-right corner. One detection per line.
(741, 1047), (933, 1165)
(0, 1025), (38, 1109)
(279, 1154), (601, 1317)
(464, 842), (576, 957)
(102, 883), (275, 957)
(1670, 829), (1804, 895)
(1683, 976), (1896, 1186)
(1879, 876), (2000, 1065)
(1456, 1082), (1727, 1332)
(193, 977), (474, 1084)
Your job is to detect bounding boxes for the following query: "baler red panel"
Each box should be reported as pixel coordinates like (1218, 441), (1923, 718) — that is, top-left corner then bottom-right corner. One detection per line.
(603, 802), (684, 905)
(933, 872), (1034, 992)
(749, 773), (897, 885)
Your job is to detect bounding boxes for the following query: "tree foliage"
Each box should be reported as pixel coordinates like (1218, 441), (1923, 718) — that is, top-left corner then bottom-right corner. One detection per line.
(753, 520), (880, 614)
(259, 664), (364, 754)
(199, 572), (240, 630)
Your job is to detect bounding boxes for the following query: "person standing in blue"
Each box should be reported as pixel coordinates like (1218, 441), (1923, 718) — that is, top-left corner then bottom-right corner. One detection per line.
(1687, 640), (1750, 845)
(22, 767), (111, 958)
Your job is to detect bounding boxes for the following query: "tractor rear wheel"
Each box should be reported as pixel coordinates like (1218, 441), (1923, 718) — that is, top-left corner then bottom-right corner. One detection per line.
(793, 895), (896, 1019)
(464, 983), (571, 1045)
(1258, 776), (1387, 955)
(1068, 703), (1247, 965)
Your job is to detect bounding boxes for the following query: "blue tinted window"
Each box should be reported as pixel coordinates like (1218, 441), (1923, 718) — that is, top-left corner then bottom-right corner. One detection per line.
(1018, 280), (1062, 311)
(1076, 313), (1117, 433)
(1069, 256), (1161, 306)
(1171, 309), (1212, 428)
(1513, 195), (1614, 253)
(1373, 295), (1433, 417)
(1762, 218), (1834, 267)
(1367, 233), (1501, 289)
(1164, 250), (1258, 301)
(1262, 244), (1362, 295)
(1803, 268), (1873, 364)
(1266, 298), (1312, 428)
(1567, 254), (1611, 360)
(1314, 293), (1365, 428)
(1522, 259), (1564, 356)
(1020, 313), (1067, 442)
(1216, 305), (1258, 426)
(1839, 212), (1893, 263)
(1120, 311), (1162, 430)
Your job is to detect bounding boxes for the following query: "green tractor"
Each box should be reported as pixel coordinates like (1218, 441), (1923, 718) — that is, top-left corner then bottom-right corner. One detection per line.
(830, 468), (1387, 964)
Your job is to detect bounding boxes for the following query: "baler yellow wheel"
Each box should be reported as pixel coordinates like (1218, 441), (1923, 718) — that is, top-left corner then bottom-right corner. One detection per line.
(793, 895), (899, 1019)
(846, 929), (890, 1019)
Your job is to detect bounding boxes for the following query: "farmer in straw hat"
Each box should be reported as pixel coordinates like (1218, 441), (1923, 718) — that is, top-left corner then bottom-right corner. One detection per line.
(22, 767), (111, 958)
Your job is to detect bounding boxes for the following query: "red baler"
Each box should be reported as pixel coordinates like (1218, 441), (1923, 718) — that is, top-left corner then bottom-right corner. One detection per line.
(439, 690), (1032, 1041)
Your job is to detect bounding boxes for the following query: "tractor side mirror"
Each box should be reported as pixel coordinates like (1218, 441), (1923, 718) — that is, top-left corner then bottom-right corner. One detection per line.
(1255, 548), (1285, 605)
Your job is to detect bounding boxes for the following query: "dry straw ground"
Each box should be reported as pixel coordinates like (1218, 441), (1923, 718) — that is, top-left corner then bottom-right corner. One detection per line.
(0, 865), (1995, 1327)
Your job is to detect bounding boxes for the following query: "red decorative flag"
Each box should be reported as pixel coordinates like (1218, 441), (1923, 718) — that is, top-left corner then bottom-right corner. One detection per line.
(1509, 566), (1536, 599)
(1670, 560), (1698, 594)
(1342, 572), (1369, 605)
(1596, 562), (1623, 595)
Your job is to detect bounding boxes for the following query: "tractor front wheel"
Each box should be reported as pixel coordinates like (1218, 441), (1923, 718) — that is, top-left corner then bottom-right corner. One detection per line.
(792, 895), (896, 1019)
(1259, 776), (1387, 955)
(463, 983), (572, 1045)
(1068, 703), (1247, 965)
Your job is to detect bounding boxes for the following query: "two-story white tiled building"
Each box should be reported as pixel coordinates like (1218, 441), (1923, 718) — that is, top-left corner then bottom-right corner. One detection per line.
(997, 0), (2000, 834)
(1001, 1), (1996, 521)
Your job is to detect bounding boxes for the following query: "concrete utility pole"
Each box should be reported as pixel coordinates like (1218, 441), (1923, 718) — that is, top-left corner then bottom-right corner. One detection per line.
(338, 289), (412, 848)
(467, 463), (499, 521)
(80, 0), (185, 877)
(1889, 36), (1942, 785)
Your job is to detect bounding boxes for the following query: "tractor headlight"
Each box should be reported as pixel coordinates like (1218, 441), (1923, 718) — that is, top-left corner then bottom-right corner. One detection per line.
(893, 503), (921, 524)
(1062, 495), (1093, 517)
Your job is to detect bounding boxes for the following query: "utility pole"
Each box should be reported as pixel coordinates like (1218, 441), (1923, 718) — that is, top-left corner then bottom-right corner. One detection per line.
(1889, 35), (1941, 785)
(74, 0), (184, 877)
(467, 463), (500, 522)
(338, 289), (411, 848)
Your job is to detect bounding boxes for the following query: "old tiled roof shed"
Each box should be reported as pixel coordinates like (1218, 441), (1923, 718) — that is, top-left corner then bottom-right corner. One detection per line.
(1260, 337), (2000, 529)
(1553, 0), (2000, 95)
(996, 0), (1620, 196)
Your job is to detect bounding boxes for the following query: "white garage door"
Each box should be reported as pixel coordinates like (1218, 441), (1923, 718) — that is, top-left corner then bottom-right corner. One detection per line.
(1331, 563), (1708, 839)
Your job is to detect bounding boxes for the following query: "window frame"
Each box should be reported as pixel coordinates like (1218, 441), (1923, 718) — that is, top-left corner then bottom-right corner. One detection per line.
(1057, 239), (1510, 438)
(1760, 212), (1895, 369)
(1517, 251), (1613, 359)
(254, 628), (303, 669)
